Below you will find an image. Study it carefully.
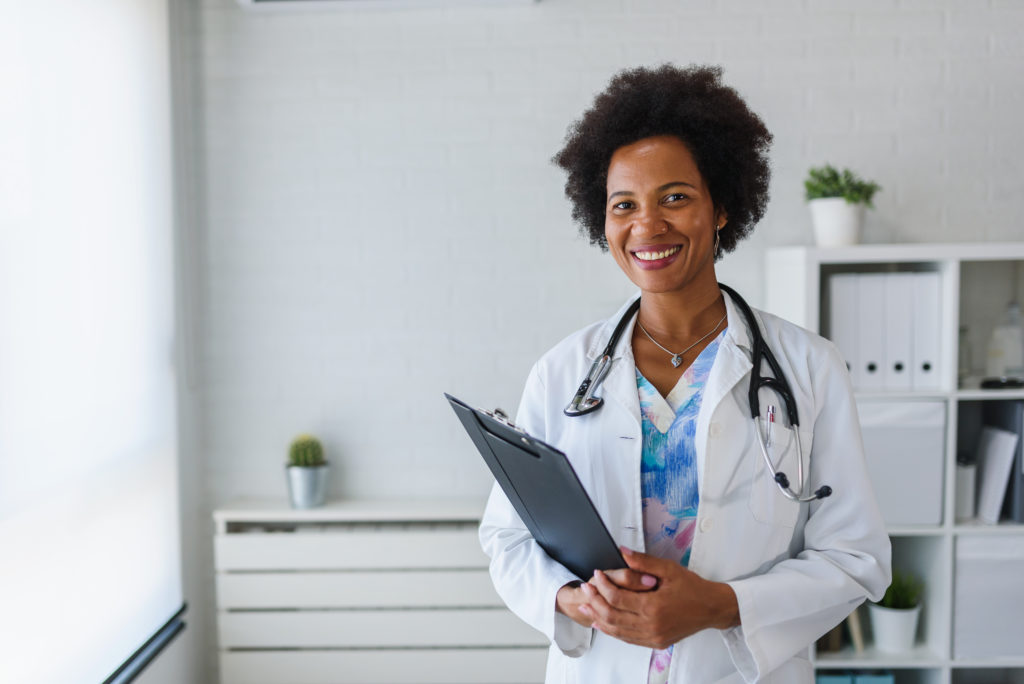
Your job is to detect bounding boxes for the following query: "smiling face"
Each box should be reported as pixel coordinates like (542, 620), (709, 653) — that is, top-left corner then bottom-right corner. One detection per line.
(605, 135), (726, 297)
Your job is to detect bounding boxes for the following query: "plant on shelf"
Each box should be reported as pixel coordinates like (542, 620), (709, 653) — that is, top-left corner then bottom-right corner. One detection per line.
(876, 568), (924, 610)
(285, 434), (328, 509)
(868, 568), (923, 653)
(804, 164), (881, 248)
(288, 434), (326, 468)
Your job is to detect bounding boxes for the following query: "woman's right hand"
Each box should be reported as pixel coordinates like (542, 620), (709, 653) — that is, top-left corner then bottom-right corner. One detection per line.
(556, 569), (659, 627)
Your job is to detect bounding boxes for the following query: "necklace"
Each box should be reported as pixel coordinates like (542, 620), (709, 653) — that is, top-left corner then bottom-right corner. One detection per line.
(636, 311), (728, 368)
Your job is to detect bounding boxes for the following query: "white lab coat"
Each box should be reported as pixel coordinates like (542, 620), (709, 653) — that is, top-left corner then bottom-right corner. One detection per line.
(479, 293), (891, 684)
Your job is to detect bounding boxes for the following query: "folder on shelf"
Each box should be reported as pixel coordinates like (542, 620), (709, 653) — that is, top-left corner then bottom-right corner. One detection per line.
(828, 273), (860, 382)
(975, 425), (1018, 524)
(911, 272), (942, 391)
(883, 273), (914, 391)
(982, 400), (1024, 523)
(856, 274), (886, 391)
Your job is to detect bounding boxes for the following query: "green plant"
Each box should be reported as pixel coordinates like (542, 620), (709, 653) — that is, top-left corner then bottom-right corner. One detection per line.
(877, 568), (923, 609)
(288, 434), (326, 468)
(804, 164), (881, 207)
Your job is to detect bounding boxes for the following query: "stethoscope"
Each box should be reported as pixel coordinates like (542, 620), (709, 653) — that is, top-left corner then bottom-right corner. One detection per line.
(564, 283), (832, 503)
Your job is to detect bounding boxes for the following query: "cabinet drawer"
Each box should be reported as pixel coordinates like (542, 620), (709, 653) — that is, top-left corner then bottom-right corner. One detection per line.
(216, 569), (501, 609)
(215, 529), (487, 571)
(218, 608), (546, 649)
(220, 648), (548, 684)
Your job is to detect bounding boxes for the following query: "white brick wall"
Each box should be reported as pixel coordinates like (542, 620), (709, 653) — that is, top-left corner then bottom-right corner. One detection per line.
(182, 0), (1024, 677)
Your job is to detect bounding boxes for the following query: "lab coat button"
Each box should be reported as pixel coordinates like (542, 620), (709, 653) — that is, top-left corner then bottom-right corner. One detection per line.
(699, 517), (713, 532)
(709, 422), (722, 438)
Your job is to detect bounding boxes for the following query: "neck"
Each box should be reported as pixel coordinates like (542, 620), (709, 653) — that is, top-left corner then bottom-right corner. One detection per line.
(637, 280), (725, 341)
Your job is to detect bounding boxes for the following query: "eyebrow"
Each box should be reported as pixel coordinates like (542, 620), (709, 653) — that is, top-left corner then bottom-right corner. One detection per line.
(607, 181), (698, 202)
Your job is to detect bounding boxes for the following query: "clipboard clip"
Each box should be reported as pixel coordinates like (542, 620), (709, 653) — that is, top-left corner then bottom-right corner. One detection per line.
(483, 408), (525, 433)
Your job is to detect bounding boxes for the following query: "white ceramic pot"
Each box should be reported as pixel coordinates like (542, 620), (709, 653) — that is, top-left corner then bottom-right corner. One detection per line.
(808, 197), (865, 247)
(868, 602), (921, 653)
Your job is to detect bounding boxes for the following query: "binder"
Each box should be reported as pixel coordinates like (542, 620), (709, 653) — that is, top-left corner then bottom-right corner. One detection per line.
(828, 273), (860, 383)
(856, 274), (886, 391)
(982, 400), (1024, 523)
(911, 272), (942, 391)
(975, 426), (1018, 525)
(883, 273), (914, 391)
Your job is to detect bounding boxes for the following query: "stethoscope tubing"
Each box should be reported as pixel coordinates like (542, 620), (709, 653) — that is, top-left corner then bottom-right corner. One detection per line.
(563, 284), (831, 502)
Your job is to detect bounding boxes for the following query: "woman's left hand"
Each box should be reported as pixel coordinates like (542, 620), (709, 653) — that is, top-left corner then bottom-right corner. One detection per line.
(577, 547), (740, 649)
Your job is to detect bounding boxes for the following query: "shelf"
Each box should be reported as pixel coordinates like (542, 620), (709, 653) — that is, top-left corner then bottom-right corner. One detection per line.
(773, 242), (1024, 265)
(886, 525), (947, 537)
(953, 520), (1024, 535)
(213, 498), (487, 524)
(955, 388), (1024, 400)
(814, 644), (945, 669)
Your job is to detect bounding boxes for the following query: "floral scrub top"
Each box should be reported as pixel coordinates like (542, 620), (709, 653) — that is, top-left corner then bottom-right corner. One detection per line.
(638, 330), (725, 684)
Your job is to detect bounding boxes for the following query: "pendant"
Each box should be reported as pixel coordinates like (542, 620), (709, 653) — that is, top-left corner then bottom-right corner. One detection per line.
(671, 355), (683, 368)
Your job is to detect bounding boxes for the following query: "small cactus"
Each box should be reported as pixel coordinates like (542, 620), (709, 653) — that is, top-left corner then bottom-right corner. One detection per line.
(288, 434), (326, 468)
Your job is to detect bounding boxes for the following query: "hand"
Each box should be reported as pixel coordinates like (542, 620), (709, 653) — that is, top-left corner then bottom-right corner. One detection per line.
(555, 566), (658, 628)
(577, 547), (740, 649)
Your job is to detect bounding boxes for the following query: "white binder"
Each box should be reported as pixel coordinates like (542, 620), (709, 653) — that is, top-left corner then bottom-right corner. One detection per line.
(828, 273), (860, 383)
(856, 274), (886, 391)
(912, 272), (942, 391)
(883, 273), (915, 391)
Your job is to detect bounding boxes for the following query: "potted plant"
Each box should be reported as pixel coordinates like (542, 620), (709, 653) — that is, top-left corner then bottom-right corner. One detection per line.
(868, 568), (923, 653)
(286, 434), (328, 509)
(804, 164), (881, 247)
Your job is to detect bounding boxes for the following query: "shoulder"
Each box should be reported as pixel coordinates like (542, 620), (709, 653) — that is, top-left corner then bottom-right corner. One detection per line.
(753, 308), (847, 378)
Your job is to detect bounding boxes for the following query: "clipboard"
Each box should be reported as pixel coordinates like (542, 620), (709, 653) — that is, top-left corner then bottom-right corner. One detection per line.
(445, 393), (625, 579)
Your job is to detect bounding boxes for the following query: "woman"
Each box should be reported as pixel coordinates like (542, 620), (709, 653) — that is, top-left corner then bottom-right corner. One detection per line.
(478, 65), (891, 684)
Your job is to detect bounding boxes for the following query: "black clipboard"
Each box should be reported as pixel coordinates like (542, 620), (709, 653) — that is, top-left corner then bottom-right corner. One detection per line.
(446, 393), (625, 579)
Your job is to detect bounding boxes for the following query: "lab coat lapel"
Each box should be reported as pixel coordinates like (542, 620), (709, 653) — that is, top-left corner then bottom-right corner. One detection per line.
(696, 292), (754, 482)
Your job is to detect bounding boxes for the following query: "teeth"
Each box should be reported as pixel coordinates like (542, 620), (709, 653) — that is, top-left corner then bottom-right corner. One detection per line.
(634, 246), (681, 261)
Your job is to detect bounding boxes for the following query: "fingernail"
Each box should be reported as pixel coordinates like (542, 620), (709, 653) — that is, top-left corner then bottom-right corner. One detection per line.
(581, 583), (595, 596)
(620, 546), (634, 556)
(641, 574), (657, 587)
(579, 605), (590, 615)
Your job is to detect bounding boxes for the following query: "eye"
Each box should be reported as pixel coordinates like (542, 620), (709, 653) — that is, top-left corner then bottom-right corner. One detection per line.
(664, 192), (688, 204)
(610, 200), (634, 211)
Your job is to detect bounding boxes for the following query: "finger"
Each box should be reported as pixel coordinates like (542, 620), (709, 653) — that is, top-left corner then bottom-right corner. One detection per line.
(590, 570), (641, 614)
(602, 568), (659, 591)
(579, 577), (623, 623)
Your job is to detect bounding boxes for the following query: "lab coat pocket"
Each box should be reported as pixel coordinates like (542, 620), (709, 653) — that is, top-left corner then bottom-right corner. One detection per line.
(748, 420), (807, 528)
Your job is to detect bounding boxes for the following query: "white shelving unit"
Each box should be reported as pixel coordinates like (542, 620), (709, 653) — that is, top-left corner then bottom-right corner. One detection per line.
(765, 243), (1024, 684)
(212, 499), (547, 684)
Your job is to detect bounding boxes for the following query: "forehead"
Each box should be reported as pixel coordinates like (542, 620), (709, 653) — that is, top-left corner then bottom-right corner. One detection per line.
(606, 135), (703, 189)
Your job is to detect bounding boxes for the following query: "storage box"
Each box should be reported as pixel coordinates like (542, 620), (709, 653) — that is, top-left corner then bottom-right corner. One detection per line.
(816, 675), (853, 684)
(954, 535), (1024, 659)
(854, 675), (894, 684)
(858, 400), (945, 525)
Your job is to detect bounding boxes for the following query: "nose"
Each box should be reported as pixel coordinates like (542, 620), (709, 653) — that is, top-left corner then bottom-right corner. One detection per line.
(632, 204), (668, 236)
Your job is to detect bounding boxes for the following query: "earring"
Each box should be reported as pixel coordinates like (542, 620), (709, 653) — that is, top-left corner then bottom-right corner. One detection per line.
(713, 226), (721, 259)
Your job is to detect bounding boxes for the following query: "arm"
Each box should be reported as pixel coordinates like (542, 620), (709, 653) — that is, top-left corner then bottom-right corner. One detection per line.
(720, 343), (892, 681)
(478, 363), (593, 656)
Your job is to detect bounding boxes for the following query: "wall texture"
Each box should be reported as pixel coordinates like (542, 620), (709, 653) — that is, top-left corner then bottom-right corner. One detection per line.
(185, 0), (1024, 679)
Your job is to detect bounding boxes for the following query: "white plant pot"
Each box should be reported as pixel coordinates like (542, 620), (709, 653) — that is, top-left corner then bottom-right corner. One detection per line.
(868, 603), (921, 653)
(809, 197), (865, 247)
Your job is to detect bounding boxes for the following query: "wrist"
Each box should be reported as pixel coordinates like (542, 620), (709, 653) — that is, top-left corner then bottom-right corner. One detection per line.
(708, 580), (741, 630)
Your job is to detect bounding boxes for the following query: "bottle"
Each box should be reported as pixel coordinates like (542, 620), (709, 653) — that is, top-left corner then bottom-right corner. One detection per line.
(986, 302), (1024, 379)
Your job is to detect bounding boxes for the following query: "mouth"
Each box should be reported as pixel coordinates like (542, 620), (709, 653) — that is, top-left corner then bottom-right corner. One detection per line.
(630, 245), (682, 269)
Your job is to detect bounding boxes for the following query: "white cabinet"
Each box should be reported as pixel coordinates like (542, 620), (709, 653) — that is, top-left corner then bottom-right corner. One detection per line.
(765, 243), (1024, 684)
(213, 499), (547, 684)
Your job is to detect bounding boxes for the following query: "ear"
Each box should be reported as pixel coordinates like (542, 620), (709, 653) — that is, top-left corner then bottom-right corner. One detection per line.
(714, 208), (728, 230)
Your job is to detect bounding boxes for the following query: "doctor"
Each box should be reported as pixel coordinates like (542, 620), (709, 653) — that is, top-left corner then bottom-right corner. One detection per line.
(479, 64), (891, 684)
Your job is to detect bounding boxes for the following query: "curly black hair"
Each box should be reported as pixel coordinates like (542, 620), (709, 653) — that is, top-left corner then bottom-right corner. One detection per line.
(552, 64), (773, 255)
